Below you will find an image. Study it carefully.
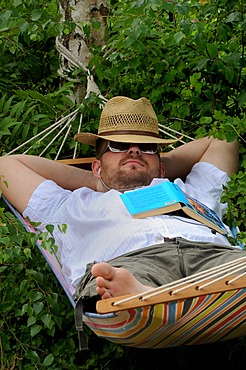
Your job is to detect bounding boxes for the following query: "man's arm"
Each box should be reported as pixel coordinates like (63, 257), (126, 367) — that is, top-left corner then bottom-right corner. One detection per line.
(0, 155), (97, 213)
(162, 137), (239, 181)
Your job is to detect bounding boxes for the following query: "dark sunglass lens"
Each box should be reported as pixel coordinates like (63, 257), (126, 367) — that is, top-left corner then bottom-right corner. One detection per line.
(109, 141), (129, 151)
(139, 143), (157, 153)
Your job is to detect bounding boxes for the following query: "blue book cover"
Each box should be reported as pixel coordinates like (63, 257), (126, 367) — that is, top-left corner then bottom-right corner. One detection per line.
(120, 182), (188, 215)
(120, 181), (227, 235)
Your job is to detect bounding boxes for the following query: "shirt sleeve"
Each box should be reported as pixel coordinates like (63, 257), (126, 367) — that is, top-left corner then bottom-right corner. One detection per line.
(23, 180), (71, 229)
(175, 162), (230, 219)
(186, 162), (229, 194)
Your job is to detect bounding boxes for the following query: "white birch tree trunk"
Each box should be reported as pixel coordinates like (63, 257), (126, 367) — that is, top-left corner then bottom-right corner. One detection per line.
(57, 0), (109, 104)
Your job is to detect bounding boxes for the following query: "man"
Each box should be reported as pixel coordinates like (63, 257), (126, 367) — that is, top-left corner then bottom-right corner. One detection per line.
(0, 96), (243, 308)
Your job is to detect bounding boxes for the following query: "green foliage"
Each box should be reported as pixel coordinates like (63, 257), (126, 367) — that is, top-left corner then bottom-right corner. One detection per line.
(93, 0), (246, 122)
(0, 85), (81, 158)
(0, 0), (246, 368)
(0, 0), (81, 159)
(222, 158), (246, 245)
(0, 0), (62, 91)
(94, 0), (246, 140)
(0, 204), (76, 368)
(89, 0), (246, 239)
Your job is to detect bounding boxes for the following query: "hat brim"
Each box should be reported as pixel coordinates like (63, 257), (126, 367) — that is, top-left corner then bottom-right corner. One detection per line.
(74, 133), (179, 146)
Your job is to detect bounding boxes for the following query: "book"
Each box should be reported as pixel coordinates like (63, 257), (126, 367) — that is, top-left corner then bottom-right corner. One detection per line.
(120, 181), (227, 235)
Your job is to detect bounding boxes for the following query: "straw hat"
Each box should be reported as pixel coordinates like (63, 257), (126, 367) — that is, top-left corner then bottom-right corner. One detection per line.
(74, 96), (178, 146)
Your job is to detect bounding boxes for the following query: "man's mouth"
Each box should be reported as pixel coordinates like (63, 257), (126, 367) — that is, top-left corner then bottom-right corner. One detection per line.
(123, 160), (144, 167)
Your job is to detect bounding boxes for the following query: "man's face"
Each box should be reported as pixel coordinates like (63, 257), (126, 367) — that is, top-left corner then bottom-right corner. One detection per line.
(94, 141), (165, 191)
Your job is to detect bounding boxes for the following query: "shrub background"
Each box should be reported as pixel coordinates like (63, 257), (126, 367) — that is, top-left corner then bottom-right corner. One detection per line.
(0, 0), (245, 368)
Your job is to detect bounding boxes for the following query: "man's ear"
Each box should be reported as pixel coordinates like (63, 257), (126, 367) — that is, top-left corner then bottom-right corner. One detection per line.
(92, 159), (101, 178)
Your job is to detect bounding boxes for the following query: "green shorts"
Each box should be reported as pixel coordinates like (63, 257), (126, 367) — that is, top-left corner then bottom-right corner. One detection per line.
(74, 238), (245, 310)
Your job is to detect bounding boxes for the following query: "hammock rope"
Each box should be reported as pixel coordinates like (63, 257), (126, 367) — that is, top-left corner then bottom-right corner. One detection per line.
(56, 37), (89, 76)
(5, 74), (109, 159)
(6, 38), (184, 159)
(158, 123), (194, 144)
(6, 108), (79, 156)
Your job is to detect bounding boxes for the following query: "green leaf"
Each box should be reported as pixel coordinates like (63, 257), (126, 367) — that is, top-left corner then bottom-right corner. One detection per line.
(19, 20), (28, 34)
(176, 2), (190, 15)
(46, 224), (54, 235)
(0, 236), (10, 245)
(33, 301), (44, 315)
(0, 332), (10, 351)
(24, 248), (32, 259)
(124, 35), (135, 47)
(3, 96), (14, 114)
(41, 313), (54, 329)
(226, 12), (240, 23)
(14, 0), (22, 6)
(200, 116), (212, 124)
(43, 354), (54, 366)
(31, 10), (43, 21)
(30, 324), (42, 337)
(21, 303), (33, 316)
(32, 291), (44, 302)
(58, 223), (67, 234)
(194, 58), (209, 71)
(237, 92), (246, 107)
(206, 43), (218, 58)
(91, 19), (102, 30)
(0, 266), (7, 273)
(174, 31), (185, 44)
(25, 349), (40, 362)
(10, 100), (27, 118)
(27, 316), (37, 327)
(213, 110), (223, 120)
(225, 66), (234, 83)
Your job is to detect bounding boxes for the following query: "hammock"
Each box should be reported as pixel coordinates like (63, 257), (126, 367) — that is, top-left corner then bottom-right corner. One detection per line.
(3, 171), (246, 351)
(3, 59), (245, 349)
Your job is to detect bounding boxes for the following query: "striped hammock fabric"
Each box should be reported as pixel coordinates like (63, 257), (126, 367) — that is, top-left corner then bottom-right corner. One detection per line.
(4, 197), (246, 348)
(84, 290), (246, 348)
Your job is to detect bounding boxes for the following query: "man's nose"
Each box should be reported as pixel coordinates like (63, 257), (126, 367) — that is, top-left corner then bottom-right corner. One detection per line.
(127, 144), (141, 155)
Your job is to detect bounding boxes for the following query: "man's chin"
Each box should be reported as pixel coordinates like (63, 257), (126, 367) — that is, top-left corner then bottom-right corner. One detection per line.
(115, 171), (151, 190)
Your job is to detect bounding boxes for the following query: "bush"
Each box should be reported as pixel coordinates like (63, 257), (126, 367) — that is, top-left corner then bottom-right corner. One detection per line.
(0, 0), (246, 368)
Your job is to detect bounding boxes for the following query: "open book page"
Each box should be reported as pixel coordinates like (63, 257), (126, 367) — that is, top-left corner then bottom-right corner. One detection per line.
(120, 181), (188, 216)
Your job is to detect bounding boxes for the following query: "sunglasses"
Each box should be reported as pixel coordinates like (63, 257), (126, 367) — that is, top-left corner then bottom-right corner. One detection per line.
(104, 141), (159, 155)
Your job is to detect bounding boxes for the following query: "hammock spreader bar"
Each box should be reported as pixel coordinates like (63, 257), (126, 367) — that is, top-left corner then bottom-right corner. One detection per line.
(97, 272), (246, 314)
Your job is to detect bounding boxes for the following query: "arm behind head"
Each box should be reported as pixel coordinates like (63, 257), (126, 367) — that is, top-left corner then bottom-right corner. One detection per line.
(162, 137), (239, 181)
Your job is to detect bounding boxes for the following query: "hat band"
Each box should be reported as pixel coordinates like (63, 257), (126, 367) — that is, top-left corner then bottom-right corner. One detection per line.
(99, 130), (160, 138)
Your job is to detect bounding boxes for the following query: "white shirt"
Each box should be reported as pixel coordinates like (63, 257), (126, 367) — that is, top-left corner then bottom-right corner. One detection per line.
(24, 162), (233, 294)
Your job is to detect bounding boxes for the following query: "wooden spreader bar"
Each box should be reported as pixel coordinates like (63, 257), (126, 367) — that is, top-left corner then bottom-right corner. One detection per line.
(96, 276), (246, 314)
